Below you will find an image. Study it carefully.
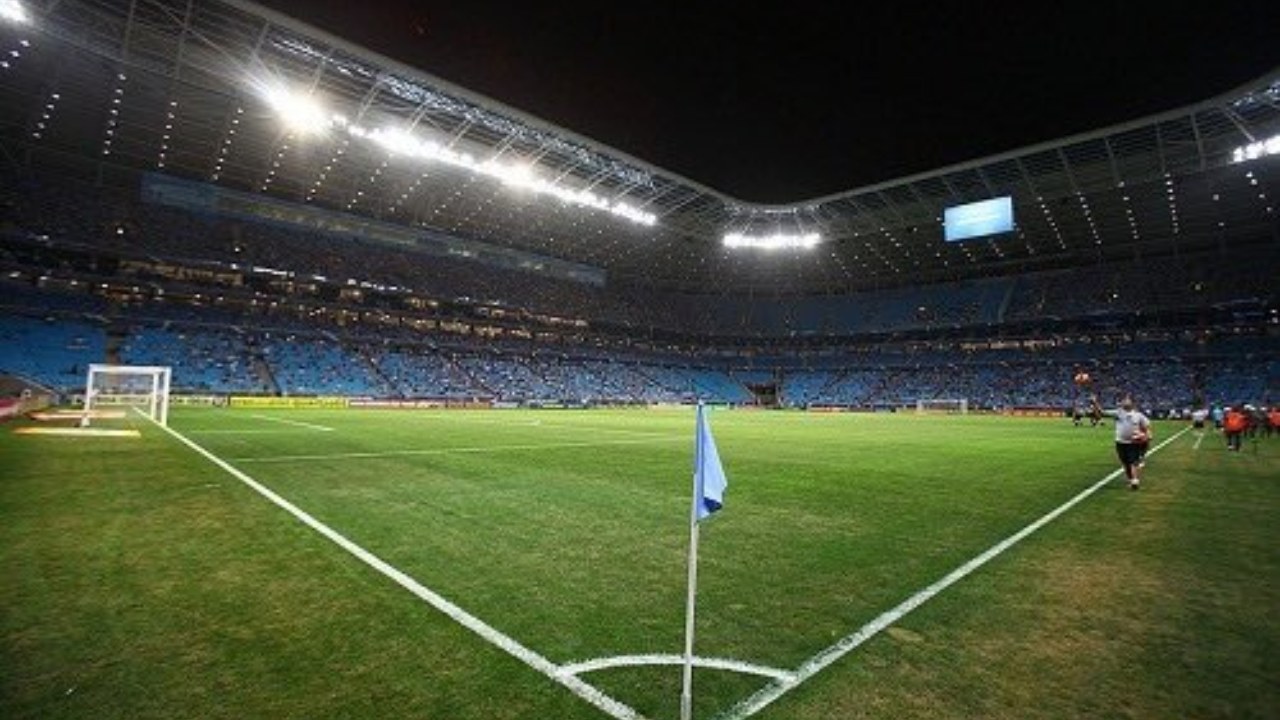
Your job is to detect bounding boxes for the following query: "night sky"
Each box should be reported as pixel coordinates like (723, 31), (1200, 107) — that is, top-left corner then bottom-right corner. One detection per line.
(256, 1), (1280, 203)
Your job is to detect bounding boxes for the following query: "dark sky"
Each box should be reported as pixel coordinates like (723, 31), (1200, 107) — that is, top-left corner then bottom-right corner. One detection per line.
(256, 1), (1280, 203)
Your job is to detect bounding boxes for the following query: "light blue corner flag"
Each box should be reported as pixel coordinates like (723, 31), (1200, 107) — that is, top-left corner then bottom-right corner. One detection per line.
(682, 403), (729, 718)
(694, 403), (728, 521)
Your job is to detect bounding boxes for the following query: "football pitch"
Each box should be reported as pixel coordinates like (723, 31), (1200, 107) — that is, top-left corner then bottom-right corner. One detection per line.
(2, 407), (1277, 719)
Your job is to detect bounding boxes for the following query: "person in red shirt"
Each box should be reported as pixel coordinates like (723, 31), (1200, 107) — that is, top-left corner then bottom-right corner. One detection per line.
(1267, 406), (1280, 439)
(1223, 405), (1249, 452)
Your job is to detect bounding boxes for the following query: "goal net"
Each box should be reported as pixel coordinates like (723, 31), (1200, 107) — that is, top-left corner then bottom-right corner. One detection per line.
(915, 398), (969, 414)
(82, 364), (172, 427)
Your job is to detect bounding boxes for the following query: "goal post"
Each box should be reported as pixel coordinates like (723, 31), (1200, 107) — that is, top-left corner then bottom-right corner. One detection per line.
(915, 398), (969, 415)
(83, 364), (172, 427)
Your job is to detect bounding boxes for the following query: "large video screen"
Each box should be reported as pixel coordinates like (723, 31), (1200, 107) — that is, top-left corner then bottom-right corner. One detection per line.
(944, 196), (1014, 242)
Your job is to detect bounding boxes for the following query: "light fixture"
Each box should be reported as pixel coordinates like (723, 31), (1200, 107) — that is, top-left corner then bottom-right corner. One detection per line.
(1232, 134), (1280, 163)
(260, 84), (328, 135)
(0, 0), (30, 24)
(723, 232), (822, 250)
(249, 79), (657, 227)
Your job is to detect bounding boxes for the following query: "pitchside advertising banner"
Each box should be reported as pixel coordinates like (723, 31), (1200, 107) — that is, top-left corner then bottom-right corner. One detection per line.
(229, 396), (349, 409)
(0, 398), (20, 420)
(170, 395), (226, 407)
(348, 399), (447, 409)
(1004, 408), (1065, 418)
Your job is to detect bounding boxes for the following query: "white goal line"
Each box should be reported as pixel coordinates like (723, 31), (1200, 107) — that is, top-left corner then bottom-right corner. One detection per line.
(134, 409), (648, 720)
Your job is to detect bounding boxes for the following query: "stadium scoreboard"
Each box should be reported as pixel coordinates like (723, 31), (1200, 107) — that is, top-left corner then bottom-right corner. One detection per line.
(943, 196), (1014, 242)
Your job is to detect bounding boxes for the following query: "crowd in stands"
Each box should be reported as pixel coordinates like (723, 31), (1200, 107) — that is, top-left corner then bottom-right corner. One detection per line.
(2, 171), (1277, 412)
(4, 288), (1274, 413)
(779, 359), (1205, 411)
(368, 346), (479, 399)
(117, 326), (271, 394)
(258, 334), (386, 397)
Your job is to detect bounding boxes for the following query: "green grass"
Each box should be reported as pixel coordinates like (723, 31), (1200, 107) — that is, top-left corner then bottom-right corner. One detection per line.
(2, 408), (1277, 719)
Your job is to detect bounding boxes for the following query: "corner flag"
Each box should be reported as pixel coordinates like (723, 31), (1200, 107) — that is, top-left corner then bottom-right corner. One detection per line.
(694, 402), (728, 520)
(682, 401), (729, 720)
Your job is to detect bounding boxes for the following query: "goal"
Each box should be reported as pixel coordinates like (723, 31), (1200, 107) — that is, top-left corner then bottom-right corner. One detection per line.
(82, 364), (172, 427)
(915, 398), (969, 415)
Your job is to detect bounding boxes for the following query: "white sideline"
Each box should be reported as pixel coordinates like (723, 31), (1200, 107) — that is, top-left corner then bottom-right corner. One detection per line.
(396, 414), (675, 436)
(249, 413), (335, 432)
(188, 429), (324, 435)
(722, 424), (1193, 720)
(230, 436), (686, 464)
(135, 410), (647, 720)
(559, 654), (795, 683)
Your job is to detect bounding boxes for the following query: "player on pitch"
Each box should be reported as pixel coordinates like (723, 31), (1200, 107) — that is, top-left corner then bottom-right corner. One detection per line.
(1112, 396), (1152, 490)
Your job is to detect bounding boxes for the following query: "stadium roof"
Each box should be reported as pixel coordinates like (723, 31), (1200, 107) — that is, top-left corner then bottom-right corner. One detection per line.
(1, 0), (1278, 294)
(251, 1), (1280, 204)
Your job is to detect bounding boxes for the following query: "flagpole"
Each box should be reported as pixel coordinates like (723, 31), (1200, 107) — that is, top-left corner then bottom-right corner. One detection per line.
(680, 402), (705, 720)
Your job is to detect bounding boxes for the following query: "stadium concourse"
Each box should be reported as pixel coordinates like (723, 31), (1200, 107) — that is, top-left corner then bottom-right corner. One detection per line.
(0, 0), (1276, 412)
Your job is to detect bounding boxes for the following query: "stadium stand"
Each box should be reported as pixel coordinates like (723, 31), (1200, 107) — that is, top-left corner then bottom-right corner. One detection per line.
(0, 313), (105, 391)
(368, 345), (482, 399)
(1, 47), (1277, 415)
(116, 325), (270, 394)
(257, 333), (385, 397)
(4, 248), (1276, 412)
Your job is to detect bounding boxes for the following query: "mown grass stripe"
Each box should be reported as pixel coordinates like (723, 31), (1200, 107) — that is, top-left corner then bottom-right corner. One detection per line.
(229, 436), (687, 463)
(135, 409), (648, 720)
(722, 425), (1193, 720)
(248, 414), (335, 432)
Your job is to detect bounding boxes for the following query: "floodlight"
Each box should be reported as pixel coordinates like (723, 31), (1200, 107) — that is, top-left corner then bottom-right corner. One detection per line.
(611, 201), (657, 226)
(1232, 134), (1280, 163)
(368, 127), (422, 157)
(0, 0), (29, 24)
(261, 85), (329, 135)
(285, 107), (659, 226)
(723, 232), (821, 250)
(496, 162), (536, 189)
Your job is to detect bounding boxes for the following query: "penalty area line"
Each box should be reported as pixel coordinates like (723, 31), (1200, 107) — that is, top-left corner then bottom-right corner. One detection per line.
(134, 410), (647, 720)
(722, 424), (1193, 720)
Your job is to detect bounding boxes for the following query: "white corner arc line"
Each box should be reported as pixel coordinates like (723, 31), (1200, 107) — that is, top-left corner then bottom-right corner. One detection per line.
(135, 411), (646, 720)
(559, 655), (795, 683)
(722, 425), (1193, 720)
(249, 413), (335, 432)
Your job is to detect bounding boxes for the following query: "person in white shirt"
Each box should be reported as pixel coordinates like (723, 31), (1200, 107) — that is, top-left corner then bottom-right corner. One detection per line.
(1112, 396), (1152, 490)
